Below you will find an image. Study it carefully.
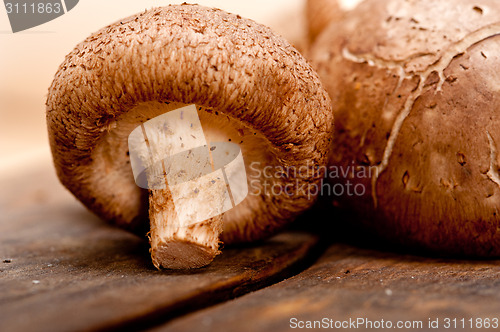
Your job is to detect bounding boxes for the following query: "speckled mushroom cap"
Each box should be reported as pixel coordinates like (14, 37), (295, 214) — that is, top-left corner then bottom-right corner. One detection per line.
(310, 0), (500, 256)
(47, 4), (333, 244)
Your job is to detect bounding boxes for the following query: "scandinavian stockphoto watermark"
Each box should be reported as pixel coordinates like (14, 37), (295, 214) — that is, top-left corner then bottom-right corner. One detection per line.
(3, 0), (79, 33)
(247, 161), (378, 200)
(127, 105), (374, 226)
(128, 104), (248, 227)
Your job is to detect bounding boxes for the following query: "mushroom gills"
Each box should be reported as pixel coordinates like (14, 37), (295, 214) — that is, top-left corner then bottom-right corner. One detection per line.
(94, 101), (274, 269)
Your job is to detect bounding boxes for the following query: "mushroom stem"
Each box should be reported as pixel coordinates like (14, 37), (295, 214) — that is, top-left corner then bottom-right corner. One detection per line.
(127, 104), (231, 269)
(148, 187), (222, 269)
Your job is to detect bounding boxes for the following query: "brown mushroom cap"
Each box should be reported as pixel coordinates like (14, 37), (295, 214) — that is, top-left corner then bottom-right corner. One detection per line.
(47, 4), (333, 257)
(306, 0), (342, 44)
(310, 0), (500, 256)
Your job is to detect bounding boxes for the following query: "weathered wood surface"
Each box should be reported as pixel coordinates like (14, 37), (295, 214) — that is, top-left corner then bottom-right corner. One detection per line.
(0, 164), (320, 332)
(160, 244), (500, 332)
(4, 162), (500, 332)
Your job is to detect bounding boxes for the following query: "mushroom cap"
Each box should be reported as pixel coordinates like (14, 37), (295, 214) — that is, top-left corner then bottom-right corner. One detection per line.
(310, 0), (500, 256)
(47, 4), (333, 243)
(306, 0), (342, 44)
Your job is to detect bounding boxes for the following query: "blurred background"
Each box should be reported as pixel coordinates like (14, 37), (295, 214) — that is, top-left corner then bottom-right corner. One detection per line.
(0, 0), (359, 177)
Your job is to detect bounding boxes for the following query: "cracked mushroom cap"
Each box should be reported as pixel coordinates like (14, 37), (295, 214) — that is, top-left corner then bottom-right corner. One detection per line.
(46, 4), (333, 267)
(310, 0), (500, 256)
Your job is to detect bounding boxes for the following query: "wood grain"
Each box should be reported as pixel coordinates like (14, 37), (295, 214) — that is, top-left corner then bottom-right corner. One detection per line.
(0, 163), (320, 332)
(160, 244), (500, 331)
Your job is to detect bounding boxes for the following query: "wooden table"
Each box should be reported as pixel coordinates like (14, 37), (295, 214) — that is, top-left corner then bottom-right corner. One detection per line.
(1, 164), (500, 331)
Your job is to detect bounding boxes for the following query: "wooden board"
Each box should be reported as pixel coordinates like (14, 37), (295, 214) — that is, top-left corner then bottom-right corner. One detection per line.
(160, 244), (500, 332)
(0, 163), (320, 332)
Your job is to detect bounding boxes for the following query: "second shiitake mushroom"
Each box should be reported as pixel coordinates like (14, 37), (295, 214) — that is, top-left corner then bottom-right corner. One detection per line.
(310, 0), (500, 256)
(47, 4), (333, 269)
(306, 0), (342, 45)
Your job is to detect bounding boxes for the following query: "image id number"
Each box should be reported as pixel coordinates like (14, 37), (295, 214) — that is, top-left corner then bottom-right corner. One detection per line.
(5, 2), (62, 14)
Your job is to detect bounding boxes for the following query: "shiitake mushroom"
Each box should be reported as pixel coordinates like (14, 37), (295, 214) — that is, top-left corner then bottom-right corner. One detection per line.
(47, 4), (333, 269)
(310, 0), (500, 256)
